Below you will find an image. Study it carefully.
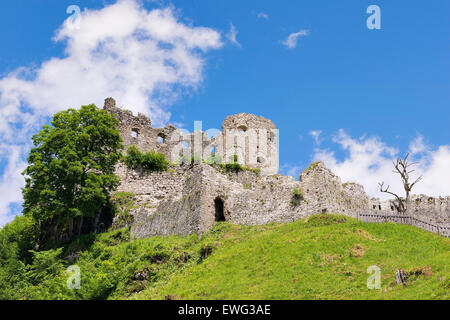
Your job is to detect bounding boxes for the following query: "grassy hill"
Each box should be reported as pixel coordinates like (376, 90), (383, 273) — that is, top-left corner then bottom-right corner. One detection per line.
(1, 214), (449, 300)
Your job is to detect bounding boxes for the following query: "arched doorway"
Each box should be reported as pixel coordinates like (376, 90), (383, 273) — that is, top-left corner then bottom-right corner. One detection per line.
(214, 197), (225, 222)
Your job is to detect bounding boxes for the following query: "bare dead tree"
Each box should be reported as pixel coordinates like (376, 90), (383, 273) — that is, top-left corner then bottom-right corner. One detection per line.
(379, 153), (423, 214)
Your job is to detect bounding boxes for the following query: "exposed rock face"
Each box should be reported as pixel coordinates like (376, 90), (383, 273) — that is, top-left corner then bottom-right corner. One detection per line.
(105, 98), (449, 238)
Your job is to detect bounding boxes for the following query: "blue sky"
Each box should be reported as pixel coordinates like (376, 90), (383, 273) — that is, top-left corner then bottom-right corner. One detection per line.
(0, 0), (449, 225)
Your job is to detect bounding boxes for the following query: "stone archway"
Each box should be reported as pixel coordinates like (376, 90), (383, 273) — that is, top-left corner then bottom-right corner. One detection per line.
(214, 197), (225, 222)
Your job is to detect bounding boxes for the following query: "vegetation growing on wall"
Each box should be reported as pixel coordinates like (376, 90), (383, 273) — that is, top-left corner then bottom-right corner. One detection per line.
(209, 155), (261, 174)
(304, 162), (320, 172)
(291, 188), (304, 207)
(110, 192), (137, 229)
(124, 146), (169, 172)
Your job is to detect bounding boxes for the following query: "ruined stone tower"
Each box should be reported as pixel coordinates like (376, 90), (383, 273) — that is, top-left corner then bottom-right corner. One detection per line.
(104, 98), (279, 175)
(221, 113), (278, 175)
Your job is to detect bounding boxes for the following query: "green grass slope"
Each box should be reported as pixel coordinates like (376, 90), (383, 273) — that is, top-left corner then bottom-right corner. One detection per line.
(133, 215), (449, 300)
(2, 214), (448, 300)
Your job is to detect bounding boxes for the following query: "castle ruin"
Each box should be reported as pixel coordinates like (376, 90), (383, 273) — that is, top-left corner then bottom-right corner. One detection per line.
(104, 98), (450, 238)
(104, 97), (278, 175)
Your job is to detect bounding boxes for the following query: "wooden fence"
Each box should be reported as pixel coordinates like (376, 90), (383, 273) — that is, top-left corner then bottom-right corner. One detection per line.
(357, 212), (450, 238)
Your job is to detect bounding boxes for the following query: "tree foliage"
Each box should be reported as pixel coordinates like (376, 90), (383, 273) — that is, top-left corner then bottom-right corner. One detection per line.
(22, 104), (123, 241)
(0, 215), (36, 299)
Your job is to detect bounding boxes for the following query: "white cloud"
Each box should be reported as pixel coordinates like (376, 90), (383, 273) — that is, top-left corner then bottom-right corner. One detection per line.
(256, 12), (269, 20)
(309, 130), (322, 145)
(0, 144), (27, 226)
(226, 22), (241, 47)
(409, 134), (427, 154)
(281, 30), (309, 49)
(0, 0), (223, 226)
(312, 129), (450, 200)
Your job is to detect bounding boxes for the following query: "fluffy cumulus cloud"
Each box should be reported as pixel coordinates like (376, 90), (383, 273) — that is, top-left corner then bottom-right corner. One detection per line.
(0, 0), (223, 226)
(281, 30), (309, 49)
(312, 130), (450, 200)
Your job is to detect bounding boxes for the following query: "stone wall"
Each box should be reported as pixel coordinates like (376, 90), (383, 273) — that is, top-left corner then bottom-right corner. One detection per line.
(104, 98), (187, 161)
(369, 195), (450, 225)
(115, 161), (372, 238)
(115, 163), (202, 238)
(298, 162), (370, 218)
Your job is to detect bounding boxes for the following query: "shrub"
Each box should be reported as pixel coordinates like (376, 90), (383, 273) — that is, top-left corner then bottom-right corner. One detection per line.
(124, 146), (169, 172)
(291, 188), (304, 207)
(220, 155), (244, 173)
(26, 248), (65, 284)
(223, 162), (244, 173)
(110, 192), (136, 229)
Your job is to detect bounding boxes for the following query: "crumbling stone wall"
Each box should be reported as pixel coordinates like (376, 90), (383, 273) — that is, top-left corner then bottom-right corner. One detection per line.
(298, 162), (370, 217)
(369, 195), (450, 225)
(104, 98), (187, 161)
(115, 163), (204, 238)
(115, 161), (371, 238)
(104, 98), (278, 174)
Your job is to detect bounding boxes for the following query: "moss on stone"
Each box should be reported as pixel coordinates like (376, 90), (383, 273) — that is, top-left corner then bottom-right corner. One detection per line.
(305, 161), (320, 172)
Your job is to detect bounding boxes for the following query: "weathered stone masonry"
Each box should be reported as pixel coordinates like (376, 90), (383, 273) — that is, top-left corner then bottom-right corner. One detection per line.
(104, 98), (449, 238)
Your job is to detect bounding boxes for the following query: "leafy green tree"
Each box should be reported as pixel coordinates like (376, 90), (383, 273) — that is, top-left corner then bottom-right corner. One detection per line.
(22, 104), (123, 242)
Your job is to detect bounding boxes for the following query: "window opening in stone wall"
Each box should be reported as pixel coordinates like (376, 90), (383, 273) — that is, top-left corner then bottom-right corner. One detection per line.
(269, 131), (275, 142)
(131, 129), (139, 138)
(238, 125), (248, 133)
